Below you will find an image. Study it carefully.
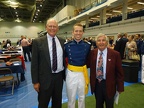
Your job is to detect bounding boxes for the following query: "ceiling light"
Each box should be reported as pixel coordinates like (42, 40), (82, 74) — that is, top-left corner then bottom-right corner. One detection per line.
(9, 1), (19, 8)
(91, 18), (98, 20)
(15, 18), (21, 22)
(112, 10), (121, 13)
(127, 7), (133, 10)
(106, 13), (112, 15)
(0, 17), (3, 21)
(137, 2), (144, 5)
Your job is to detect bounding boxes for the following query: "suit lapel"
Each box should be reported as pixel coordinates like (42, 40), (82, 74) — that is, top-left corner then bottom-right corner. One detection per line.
(92, 49), (98, 73)
(42, 36), (51, 65)
(106, 48), (112, 75)
(57, 37), (64, 51)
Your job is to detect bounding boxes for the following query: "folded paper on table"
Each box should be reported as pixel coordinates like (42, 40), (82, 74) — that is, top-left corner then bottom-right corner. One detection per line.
(13, 63), (20, 65)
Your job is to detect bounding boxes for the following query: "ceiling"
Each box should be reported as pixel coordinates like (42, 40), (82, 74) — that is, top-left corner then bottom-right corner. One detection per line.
(87, 0), (144, 22)
(0, 0), (143, 23)
(0, 0), (63, 23)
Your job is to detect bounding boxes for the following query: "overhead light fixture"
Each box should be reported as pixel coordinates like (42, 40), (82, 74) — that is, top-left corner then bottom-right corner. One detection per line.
(15, 18), (21, 22)
(112, 10), (121, 13)
(9, 1), (19, 8)
(0, 17), (3, 21)
(90, 18), (98, 20)
(106, 13), (112, 15)
(137, 2), (144, 5)
(127, 7), (133, 10)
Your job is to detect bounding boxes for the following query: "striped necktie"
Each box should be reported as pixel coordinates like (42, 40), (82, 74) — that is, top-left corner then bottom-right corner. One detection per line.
(96, 52), (103, 82)
(52, 38), (57, 71)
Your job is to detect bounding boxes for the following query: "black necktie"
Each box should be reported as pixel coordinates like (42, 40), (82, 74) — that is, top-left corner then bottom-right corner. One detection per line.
(52, 38), (57, 71)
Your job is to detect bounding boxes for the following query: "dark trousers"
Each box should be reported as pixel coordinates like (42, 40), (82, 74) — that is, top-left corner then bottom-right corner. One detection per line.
(38, 72), (63, 108)
(94, 80), (114, 108)
(22, 46), (31, 62)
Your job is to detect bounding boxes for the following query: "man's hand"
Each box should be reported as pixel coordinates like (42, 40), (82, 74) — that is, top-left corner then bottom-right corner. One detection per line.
(33, 83), (40, 92)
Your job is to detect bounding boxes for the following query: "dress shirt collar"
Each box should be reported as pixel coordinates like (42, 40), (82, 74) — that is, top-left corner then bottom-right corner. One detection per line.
(46, 33), (57, 40)
(73, 39), (82, 44)
(98, 48), (107, 56)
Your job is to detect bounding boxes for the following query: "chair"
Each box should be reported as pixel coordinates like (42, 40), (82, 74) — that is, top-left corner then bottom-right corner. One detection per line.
(0, 68), (15, 96)
(0, 60), (5, 63)
(9, 58), (21, 85)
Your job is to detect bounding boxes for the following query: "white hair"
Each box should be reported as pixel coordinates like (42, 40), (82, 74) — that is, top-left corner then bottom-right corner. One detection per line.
(95, 33), (108, 42)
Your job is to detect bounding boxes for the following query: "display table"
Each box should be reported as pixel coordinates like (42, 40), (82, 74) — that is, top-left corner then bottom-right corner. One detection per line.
(0, 61), (25, 85)
(122, 59), (139, 82)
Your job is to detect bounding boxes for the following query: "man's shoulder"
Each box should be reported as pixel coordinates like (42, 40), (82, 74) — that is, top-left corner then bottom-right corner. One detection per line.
(33, 36), (46, 43)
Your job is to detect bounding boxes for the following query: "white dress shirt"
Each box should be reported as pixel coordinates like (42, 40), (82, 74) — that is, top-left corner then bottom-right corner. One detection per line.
(47, 34), (64, 73)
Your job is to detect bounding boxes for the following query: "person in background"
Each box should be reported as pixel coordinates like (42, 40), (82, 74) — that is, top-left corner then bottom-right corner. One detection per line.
(121, 33), (128, 59)
(6, 39), (11, 48)
(135, 34), (143, 69)
(21, 36), (31, 62)
(88, 33), (124, 108)
(109, 37), (113, 47)
(31, 18), (65, 108)
(65, 23), (91, 108)
(28, 37), (33, 54)
(114, 33), (123, 59)
(2, 40), (6, 49)
(125, 35), (137, 60)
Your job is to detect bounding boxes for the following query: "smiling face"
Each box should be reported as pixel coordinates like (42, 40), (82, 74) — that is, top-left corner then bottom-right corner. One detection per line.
(46, 19), (59, 37)
(96, 34), (108, 51)
(72, 23), (84, 42)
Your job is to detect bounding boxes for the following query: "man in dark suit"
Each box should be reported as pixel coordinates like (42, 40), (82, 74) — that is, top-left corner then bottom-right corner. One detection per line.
(114, 33), (124, 59)
(121, 33), (128, 59)
(88, 33), (124, 108)
(31, 18), (65, 108)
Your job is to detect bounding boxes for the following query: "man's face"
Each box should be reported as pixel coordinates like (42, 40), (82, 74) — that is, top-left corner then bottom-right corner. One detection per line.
(96, 36), (108, 51)
(72, 26), (84, 42)
(135, 34), (139, 40)
(46, 20), (59, 37)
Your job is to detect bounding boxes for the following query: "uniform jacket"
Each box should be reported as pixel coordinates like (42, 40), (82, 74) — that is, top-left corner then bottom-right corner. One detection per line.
(65, 40), (91, 66)
(88, 48), (124, 98)
(31, 35), (65, 90)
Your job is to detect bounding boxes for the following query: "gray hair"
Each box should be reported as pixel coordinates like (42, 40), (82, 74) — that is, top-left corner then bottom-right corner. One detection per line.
(95, 33), (108, 42)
